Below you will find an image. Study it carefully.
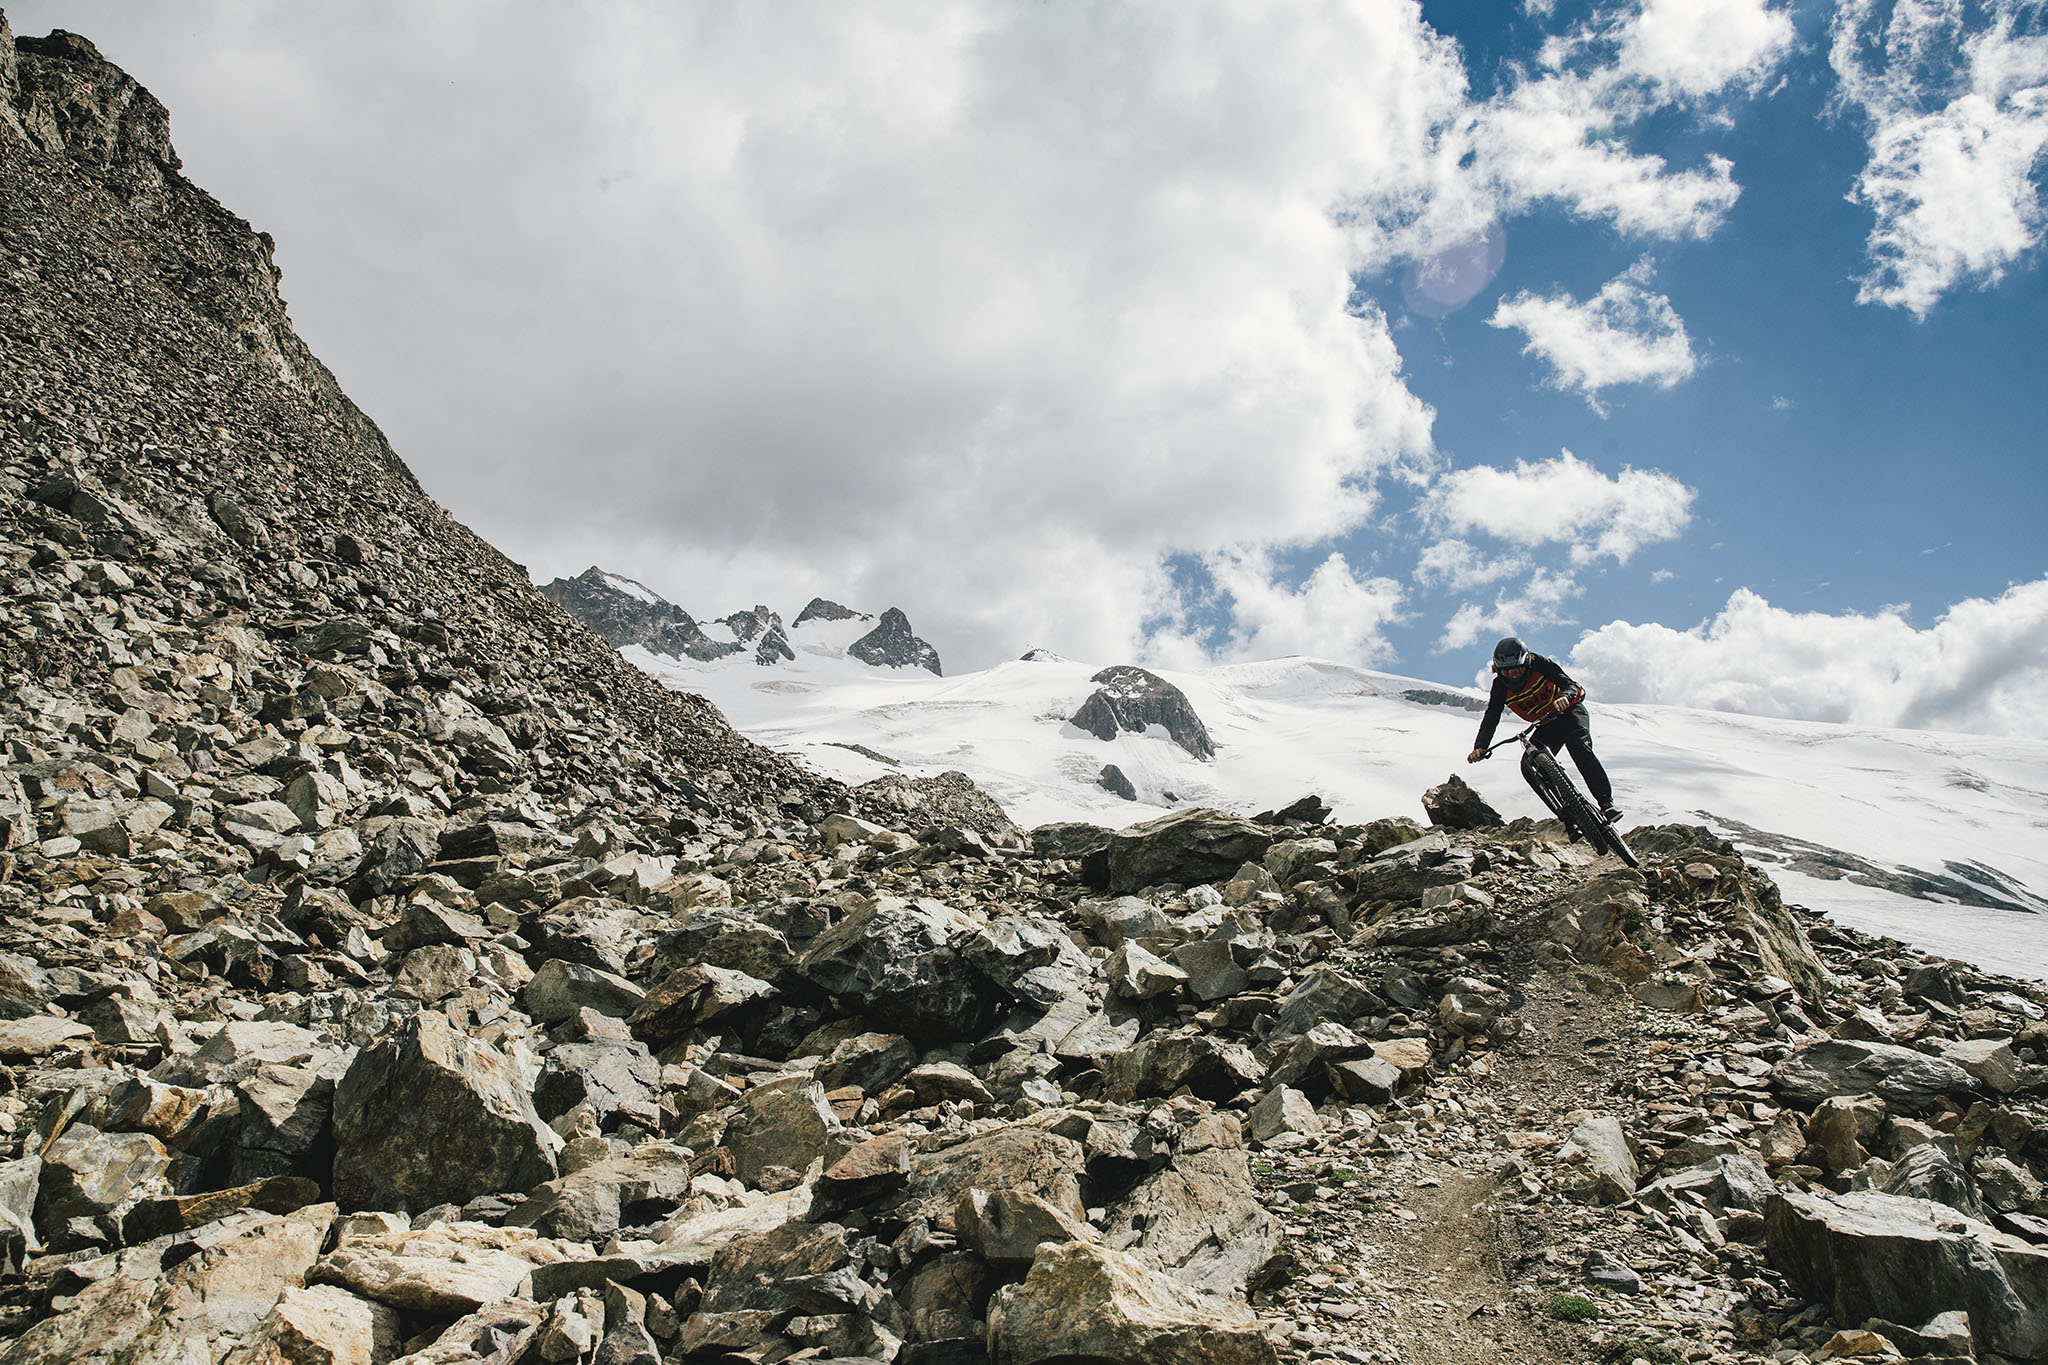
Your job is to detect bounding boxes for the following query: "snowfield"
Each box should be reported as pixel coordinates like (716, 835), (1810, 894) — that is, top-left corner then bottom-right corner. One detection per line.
(626, 640), (2048, 979)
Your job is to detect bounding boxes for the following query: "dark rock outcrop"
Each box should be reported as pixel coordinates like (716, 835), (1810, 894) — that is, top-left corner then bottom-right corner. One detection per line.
(1069, 665), (1215, 759)
(847, 606), (942, 674)
(1421, 774), (1502, 830)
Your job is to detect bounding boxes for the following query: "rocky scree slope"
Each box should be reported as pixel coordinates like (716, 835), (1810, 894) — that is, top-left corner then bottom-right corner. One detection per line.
(4, 16), (2048, 1365)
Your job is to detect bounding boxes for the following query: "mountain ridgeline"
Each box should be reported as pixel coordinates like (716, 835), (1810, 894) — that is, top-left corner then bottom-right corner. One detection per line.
(541, 568), (944, 675)
(3, 17), (2048, 1365)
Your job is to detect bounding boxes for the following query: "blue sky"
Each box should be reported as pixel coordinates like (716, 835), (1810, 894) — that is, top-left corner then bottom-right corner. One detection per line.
(1358, 0), (2048, 669)
(13, 0), (2046, 734)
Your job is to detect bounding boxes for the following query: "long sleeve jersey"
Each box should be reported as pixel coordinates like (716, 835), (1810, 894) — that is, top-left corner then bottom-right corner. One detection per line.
(1473, 653), (1585, 750)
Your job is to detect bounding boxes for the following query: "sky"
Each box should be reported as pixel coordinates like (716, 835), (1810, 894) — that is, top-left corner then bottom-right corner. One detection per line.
(13, 0), (2048, 736)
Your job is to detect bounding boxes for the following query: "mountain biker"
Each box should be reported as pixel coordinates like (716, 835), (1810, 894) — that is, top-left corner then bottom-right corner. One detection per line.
(1466, 636), (1620, 824)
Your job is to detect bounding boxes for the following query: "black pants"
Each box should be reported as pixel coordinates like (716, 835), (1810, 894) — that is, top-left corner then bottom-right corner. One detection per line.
(1531, 705), (1612, 808)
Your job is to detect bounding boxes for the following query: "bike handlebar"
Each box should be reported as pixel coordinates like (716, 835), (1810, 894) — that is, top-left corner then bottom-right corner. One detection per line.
(1475, 723), (1542, 760)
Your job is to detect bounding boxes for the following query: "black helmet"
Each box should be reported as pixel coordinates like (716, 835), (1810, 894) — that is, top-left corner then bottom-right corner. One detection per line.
(1491, 636), (1530, 671)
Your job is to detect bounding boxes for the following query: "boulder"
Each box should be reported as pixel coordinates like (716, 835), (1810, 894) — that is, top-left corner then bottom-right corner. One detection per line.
(1103, 808), (1273, 894)
(233, 1283), (400, 1365)
(524, 958), (646, 1024)
(1102, 1143), (1279, 1294)
(630, 962), (775, 1043)
(311, 1220), (560, 1314)
(894, 1126), (1087, 1233)
(958, 1186), (1097, 1265)
(987, 1240), (1278, 1365)
(1107, 941), (1188, 1000)
(1, 1204), (336, 1365)
(721, 1077), (841, 1189)
(1247, 1087), (1323, 1145)
(1765, 1189), (2048, 1361)
(1420, 775), (1502, 830)
(506, 1143), (695, 1243)
(1105, 1028), (1263, 1102)
(1349, 833), (1476, 904)
(1774, 1040), (1977, 1116)
(532, 1040), (662, 1129)
(331, 1011), (561, 1212)
(794, 896), (1007, 1041)
(1559, 1113), (1638, 1205)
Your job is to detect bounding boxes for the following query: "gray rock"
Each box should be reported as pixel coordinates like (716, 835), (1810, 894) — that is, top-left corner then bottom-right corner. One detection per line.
(1098, 763), (1138, 801)
(35, 1124), (173, 1249)
(1266, 968), (1384, 1042)
(721, 1076), (841, 1189)
(630, 962), (774, 1044)
(1560, 1113), (1638, 1204)
(848, 606), (943, 674)
(533, 1040), (662, 1129)
(1880, 1143), (1986, 1219)
(1350, 832), (1476, 904)
(795, 896), (1006, 1042)
(894, 1126), (1086, 1233)
(525, 958), (647, 1024)
(1765, 1189), (2048, 1361)
(1421, 774), (1503, 830)
(1103, 1142), (1278, 1294)
(815, 1031), (918, 1095)
(958, 1186), (1096, 1265)
(331, 1011), (561, 1212)
(506, 1143), (695, 1242)
(1247, 1086), (1322, 1144)
(1103, 808), (1272, 894)
(1107, 941), (1187, 1000)
(1105, 1027), (1263, 1102)
(1069, 665), (1214, 759)
(1172, 936), (1250, 1002)
(987, 1240), (1277, 1365)
(1774, 1040), (1978, 1115)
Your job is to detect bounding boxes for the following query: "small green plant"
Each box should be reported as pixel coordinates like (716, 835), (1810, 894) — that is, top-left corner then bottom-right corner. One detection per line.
(1549, 1294), (1600, 1323)
(1251, 1160), (1275, 1174)
(1290, 1203), (1314, 1216)
(1329, 1167), (1361, 1184)
(1602, 1338), (1682, 1365)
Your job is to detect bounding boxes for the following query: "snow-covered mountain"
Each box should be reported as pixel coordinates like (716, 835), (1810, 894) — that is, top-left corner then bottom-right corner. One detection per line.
(627, 644), (2048, 980)
(539, 568), (943, 673)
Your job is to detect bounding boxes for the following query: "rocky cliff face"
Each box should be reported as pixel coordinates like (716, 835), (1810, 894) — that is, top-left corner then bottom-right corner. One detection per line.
(1070, 665), (1216, 760)
(3, 17), (2048, 1365)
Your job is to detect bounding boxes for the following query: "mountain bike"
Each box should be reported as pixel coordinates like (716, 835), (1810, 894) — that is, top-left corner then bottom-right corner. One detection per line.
(1478, 722), (1639, 869)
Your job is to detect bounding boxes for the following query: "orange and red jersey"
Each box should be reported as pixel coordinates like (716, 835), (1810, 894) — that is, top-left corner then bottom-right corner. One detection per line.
(1474, 653), (1585, 749)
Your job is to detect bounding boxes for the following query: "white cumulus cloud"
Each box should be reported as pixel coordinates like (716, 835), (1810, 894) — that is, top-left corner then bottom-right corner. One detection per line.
(1436, 566), (1584, 651)
(1569, 577), (2048, 736)
(1416, 538), (1531, 590)
(1832, 0), (2048, 316)
(1158, 550), (1410, 667)
(1422, 449), (1697, 565)
(1488, 259), (1698, 410)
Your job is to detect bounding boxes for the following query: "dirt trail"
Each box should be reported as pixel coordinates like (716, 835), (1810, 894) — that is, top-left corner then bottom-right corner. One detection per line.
(1249, 867), (1739, 1365)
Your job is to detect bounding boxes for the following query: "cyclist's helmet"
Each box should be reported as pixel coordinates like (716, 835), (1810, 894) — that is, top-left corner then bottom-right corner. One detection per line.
(1491, 636), (1531, 672)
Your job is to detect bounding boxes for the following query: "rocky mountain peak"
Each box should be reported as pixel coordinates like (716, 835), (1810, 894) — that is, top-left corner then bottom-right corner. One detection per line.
(1070, 664), (1216, 760)
(544, 570), (943, 675)
(4, 20), (177, 175)
(847, 606), (943, 675)
(794, 597), (862, 626)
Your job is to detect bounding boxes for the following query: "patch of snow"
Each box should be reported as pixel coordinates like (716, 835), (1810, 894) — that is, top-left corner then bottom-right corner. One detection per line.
(599, 572), (663, 605)
(631, 645), (2048, 979)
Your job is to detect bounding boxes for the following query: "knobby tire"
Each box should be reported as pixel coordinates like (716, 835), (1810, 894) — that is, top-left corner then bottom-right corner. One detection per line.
(1522, 747), (1638, 869)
